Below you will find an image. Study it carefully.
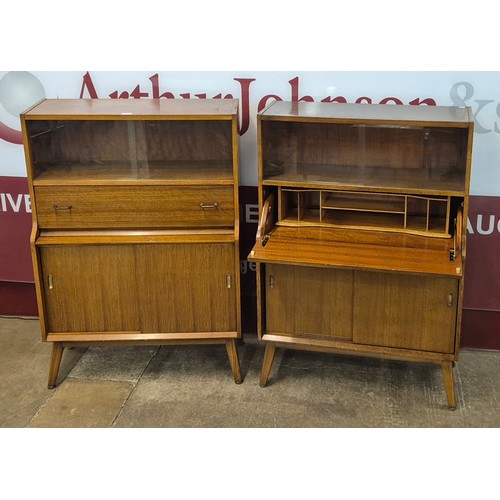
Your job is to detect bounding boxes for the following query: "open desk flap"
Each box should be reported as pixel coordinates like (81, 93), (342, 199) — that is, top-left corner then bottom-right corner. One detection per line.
(248, 225), (463, 278)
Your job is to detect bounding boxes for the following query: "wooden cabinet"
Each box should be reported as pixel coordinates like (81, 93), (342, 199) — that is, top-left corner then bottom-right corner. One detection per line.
(21, 98), (242, 388)
(249, 101), (474, 409)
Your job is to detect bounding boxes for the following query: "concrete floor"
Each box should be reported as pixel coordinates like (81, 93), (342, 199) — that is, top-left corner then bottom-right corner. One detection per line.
(1, 316), (499, 428)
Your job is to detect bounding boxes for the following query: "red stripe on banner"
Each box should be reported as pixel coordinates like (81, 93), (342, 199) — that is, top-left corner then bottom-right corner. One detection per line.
(461, 309), (500, 350)
(0, 176), (34, 283)
(0, 281), (38, 317)
(0, 122), (23, 145)
(463, 195), (500, 312)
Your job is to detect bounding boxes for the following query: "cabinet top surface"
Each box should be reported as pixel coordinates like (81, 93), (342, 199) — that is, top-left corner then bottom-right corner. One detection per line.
(22, 98), (239, 119)
(260, 101), (472, 126)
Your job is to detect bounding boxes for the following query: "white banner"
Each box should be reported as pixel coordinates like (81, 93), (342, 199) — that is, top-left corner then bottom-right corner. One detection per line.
(2, 71), (500, 193)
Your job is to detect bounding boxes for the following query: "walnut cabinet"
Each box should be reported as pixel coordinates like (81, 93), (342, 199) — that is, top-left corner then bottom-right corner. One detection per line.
(21, 98), (242, 388)
(249, 101), (474, 409)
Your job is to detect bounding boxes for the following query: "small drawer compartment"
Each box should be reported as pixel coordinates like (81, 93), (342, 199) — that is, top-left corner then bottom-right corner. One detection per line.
(34, 185), (235, 229)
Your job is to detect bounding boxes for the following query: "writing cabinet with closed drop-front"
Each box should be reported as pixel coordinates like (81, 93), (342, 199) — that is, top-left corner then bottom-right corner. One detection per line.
(21, 98), (242, 388)
(248, 100), (474, 409)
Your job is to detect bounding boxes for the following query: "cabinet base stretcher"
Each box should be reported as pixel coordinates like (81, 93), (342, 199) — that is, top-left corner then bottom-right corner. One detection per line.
(259, 337), (457, 411)
(47, 337), (242, 389)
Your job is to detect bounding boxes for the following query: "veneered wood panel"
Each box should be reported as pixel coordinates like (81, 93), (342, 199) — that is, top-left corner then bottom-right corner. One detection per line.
(136, 243), (237, 333)
(353, 271), (458, 353)
(40, 245), (140, 333)
(34, 185), (234, 229)
(23, 98), (238, 120)
(265, 264), (353, 340)
(249, 226), (462, 277)
(33, 160), (234, 185)
(260, 101), (471, 126)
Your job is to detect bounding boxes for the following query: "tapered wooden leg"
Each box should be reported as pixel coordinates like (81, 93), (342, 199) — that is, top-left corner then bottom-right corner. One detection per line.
(226, 339), (242, 384)
(441, 361), (457, 410)
(260, 342), (277, 387)
(48, 343), (64, 389)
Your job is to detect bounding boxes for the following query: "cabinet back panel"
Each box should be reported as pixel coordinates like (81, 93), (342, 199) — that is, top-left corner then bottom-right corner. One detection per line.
(144, 121), (232, 161)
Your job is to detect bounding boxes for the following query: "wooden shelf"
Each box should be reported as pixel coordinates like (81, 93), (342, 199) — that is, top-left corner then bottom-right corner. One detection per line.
(322, 210), (405, 232)
(36, 228), (236, 245)
(263, 162), (466, 196)
(277, 187), (451, 238)
(406, 216), (448, 236)
(276, 209), (322, 227)
(322, 192), (405, 214)
(33, 160), (234, 186)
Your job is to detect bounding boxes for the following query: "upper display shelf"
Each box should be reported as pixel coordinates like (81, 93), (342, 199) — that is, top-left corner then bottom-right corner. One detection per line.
(262, 163), (466, 196)
(260, 102), (473, 196)
(33, 160), (234, 186)
(25, 115), (235, 184)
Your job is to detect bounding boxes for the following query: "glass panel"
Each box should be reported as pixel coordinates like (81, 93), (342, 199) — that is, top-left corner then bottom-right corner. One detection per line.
(28, 119), (233, 184)
(261, 121), (468, 194)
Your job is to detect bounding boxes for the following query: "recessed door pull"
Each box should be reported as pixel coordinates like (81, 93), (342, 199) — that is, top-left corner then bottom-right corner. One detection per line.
(447, 292), (453, 307)
(53, 204), (72, 211)
(48, 274), (54, 290)
(226, 274), (232, 289)
(200, 202), (218, 209)
(269, 274), (275, 289)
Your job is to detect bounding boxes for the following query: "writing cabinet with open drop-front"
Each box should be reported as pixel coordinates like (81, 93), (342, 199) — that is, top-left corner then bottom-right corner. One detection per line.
(21, 98), (242, 388)
(248, 101), (474, 409)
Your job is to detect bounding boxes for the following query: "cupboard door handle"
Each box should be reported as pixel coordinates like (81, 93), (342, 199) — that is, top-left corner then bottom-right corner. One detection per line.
(447, 292), (453, 307)
(53, 204), (72, 211)
(200, 202), (218, 209)
(269, 275), (275, 289)
(48, 274), (54, 290)
(226, 274), (232, 289)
